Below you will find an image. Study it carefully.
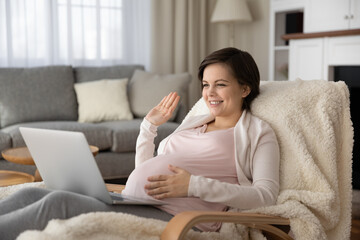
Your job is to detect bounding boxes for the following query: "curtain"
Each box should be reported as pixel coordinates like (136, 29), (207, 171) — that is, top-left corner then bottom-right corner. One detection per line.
(150, 0), (208, 107)
(0, 0), (150, 68)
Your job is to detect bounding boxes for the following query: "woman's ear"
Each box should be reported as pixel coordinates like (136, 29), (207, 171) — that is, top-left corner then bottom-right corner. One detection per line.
(242, 86), (251, 98)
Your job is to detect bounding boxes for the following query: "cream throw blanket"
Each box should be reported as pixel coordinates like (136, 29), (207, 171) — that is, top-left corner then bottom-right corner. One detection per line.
(0, 79), (353, 240)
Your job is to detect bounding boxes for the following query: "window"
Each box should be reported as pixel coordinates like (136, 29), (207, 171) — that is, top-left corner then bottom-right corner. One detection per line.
(0, 0), (150, 67)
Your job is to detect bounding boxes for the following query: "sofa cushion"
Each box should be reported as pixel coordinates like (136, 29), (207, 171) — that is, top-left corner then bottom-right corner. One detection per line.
(0, 131), (11, 153)
(74, 79), (133, 123)
(0, 66), (78, 127)
(98, 119), (179, 153)
(1, 121), (113, 151)
(0, 159), (36, 175)
(97, 119), (142, 152)
(74, 65), (144, 83)
(128, 70), (191, 120)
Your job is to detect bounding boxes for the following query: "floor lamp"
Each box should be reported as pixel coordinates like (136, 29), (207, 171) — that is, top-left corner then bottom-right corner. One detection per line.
(211, 0), (253, 47)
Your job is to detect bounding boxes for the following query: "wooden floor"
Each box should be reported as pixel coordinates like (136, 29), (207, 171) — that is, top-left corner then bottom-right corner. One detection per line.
(351, 219), (360, 240)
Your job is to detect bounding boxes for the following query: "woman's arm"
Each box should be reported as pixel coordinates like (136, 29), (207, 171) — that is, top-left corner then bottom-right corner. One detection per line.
(135, 92), (180, 167)
(135, 118), (158, 167)
(188, 137), (280, 209)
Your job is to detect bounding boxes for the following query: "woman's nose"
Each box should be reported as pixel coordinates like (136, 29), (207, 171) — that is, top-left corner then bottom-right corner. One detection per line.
(207, 85), (215, 96)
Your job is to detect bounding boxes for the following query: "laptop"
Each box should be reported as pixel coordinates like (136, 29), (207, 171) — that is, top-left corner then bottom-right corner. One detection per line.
(19, 127), (166, 205)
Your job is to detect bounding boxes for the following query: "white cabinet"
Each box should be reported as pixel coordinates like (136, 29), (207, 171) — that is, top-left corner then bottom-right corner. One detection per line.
(305, 0), (360, 33)
(289, 35), (360, 81)
(327, 36), (360, 66)
(289, 38), (324, 80)
(270, 0), (360, 82)
(350, 0), (360, 29)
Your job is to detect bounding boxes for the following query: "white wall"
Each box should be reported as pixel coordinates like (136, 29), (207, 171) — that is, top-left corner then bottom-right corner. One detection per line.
(207, 0), (270, 80)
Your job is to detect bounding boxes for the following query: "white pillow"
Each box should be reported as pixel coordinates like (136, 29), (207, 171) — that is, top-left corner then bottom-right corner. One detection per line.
(128, 70), (191, 120)
(74, 79), (133, 123)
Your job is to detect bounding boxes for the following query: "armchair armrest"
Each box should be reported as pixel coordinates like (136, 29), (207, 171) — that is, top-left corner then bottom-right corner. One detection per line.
(161, 211), (292, 240)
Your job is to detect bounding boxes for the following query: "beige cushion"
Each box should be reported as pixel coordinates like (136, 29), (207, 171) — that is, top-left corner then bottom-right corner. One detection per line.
(74, 79), (133, 123)
(128, 70), (191, 120)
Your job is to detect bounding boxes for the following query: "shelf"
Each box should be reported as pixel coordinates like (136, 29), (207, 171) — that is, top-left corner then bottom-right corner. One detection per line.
(270, 5), (304, 81)
(282, 28), (360, 40)
(274, 46), (289, 51)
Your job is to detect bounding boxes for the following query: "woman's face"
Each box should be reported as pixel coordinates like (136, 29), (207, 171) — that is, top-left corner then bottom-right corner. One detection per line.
(202, 63), (249, 119)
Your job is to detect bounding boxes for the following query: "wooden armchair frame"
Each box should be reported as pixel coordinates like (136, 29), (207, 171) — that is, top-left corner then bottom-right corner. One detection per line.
(161, 211), (292, 240)
(106, 184), (292, 240)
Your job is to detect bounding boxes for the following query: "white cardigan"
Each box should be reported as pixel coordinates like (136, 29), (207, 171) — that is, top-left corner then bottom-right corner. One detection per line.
(135, 110), (280, 210)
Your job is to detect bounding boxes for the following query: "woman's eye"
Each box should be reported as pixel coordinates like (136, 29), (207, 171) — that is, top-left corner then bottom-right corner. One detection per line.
(202, 83), (209, 88)
(217, 84), (226, 87)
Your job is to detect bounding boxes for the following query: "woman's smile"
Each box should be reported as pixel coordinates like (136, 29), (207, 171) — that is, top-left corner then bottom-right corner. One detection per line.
(209, 100), (223, 106)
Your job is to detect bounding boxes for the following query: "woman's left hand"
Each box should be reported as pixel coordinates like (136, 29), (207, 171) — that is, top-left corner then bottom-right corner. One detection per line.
(145, 165), (191, 199)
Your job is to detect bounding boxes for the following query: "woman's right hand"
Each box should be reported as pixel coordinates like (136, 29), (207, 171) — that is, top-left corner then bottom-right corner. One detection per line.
(145, 92), (180, 126)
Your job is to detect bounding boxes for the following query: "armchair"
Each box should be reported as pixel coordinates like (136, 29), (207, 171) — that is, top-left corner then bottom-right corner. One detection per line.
(160, 79), (353, 240)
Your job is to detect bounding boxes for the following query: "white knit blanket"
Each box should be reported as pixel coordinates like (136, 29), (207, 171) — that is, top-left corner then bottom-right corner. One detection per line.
(252, 80), (352, 240)
(0, 79), (353, 240)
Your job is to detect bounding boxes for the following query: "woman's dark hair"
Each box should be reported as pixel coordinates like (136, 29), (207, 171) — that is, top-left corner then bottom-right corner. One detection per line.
(198, 47), (260, 111)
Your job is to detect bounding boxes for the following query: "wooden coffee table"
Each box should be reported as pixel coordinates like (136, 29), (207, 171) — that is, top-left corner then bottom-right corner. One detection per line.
(1, 145), (99, 184)
(0, 170), (35, 187)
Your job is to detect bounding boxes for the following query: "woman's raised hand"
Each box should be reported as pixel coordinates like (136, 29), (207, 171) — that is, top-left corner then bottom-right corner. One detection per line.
(145, 92), (180, 126)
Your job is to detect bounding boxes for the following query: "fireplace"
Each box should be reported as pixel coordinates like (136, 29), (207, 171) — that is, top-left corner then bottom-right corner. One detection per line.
(334, 66), (360, 189)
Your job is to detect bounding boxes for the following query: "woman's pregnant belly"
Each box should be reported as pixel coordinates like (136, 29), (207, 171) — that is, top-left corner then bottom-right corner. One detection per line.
(122, 154), (189, 199)
(122, 153), (237, 232)
(122, 152), (236, 199)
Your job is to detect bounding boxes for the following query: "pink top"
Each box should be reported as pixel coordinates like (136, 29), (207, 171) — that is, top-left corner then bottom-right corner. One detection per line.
(122, 124), (238, 231)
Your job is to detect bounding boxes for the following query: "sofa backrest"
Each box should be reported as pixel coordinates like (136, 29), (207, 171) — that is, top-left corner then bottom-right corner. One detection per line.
(0, 66), (78, 128)
(74, 65), (145, 83)
(0, 64), (188, 128)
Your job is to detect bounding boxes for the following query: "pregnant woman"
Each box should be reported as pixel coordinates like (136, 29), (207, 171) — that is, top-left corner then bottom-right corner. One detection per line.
(0, 47), (280, 239)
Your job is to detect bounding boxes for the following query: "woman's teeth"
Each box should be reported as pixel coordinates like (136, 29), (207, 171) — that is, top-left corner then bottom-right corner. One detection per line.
(210, 101), (223, 105)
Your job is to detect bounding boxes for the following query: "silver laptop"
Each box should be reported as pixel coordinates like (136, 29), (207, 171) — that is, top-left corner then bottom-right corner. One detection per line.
(19, 127), (165, 205)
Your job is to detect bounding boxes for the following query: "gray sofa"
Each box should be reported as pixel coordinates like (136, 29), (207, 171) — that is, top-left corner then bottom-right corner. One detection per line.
(0, 65), (189, 180)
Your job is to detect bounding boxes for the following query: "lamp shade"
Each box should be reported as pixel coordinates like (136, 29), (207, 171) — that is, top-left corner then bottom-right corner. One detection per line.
(211, 0), (252, 23)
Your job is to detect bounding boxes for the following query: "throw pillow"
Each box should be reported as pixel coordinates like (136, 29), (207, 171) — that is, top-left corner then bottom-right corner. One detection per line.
(128, 70), (191, 120)
(74, 79), (133, 123)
